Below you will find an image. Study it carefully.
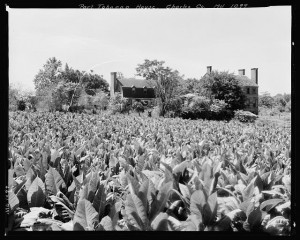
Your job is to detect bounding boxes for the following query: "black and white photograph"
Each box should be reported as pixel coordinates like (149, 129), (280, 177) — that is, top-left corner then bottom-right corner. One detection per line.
(6, 3), (293, 235)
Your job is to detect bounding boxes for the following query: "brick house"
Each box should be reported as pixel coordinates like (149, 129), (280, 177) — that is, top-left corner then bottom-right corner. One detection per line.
(205, 66), (259, 114)
(110, 72), (156, 106)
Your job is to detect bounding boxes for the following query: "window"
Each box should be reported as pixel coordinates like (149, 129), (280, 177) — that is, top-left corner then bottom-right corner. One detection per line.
(245, 99), (250, 107)
(132, 85), (136, 94)
(252, 88), (256, 94)
(247, 88), (250, 94)
(143, 86), (147, 94)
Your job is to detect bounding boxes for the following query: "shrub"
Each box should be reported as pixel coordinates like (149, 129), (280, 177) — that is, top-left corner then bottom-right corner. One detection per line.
(132, 101), (144, 116)
(181, 96), (211, 120)
(151, 106), (160, 118)
(17, 100), (26, 111)
(285, 100), (291, 112)
(234, 110), (258, 123)
(165, 97), (183, 117)
(210, 99), (232, 120)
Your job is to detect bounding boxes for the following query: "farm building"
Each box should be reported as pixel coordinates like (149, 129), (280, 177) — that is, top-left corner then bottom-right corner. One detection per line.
(110, 72), (156, 106)
(205, 66), (259, 114)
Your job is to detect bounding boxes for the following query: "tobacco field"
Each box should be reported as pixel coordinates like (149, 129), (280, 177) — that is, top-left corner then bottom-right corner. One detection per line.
(7, 111), (292, 234)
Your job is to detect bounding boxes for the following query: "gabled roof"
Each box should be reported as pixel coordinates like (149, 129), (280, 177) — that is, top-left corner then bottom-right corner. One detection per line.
(118, 78), (156, 88)
(235, 75), (258, 87)
(122, 87), (155, 99)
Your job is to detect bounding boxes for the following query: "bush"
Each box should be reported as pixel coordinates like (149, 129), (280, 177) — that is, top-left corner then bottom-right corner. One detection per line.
(151, 106), (160, 118)
(108, 93), (131, 114)
(234, 110), (258, 123)
(210, 99), (232, 120)
(132, 101), (144, 116)
(285, 100), (291, 112)
(17, 100), (26, 111)
(165, 97), (183, 117)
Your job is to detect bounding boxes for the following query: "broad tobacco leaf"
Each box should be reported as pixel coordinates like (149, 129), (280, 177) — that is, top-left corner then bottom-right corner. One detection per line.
(190, 190), (206, 218)
(27, 176), (46, 208)
(97, 216), (114, 231)
(149, 181), (173, 222)
(151, 212), (169, 231)
(8, 190), (19, 214)
(92, 181), (107, 220)
(45, 166), (67, 196)
(260, 198), (285, 213)
(87, 171), (99, 203)
(73, 199), (99, 231)
(125, 193), (149, 230)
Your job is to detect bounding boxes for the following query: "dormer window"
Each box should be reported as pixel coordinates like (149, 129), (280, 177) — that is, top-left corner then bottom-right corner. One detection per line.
(143, 86), (147, 94)
(131, 85), (136, 93)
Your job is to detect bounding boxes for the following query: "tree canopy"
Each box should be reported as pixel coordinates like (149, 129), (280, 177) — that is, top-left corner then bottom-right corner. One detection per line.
(136, 59), (183, 116)
(33, 57), (109, 111)
(200, 70), (246, 111)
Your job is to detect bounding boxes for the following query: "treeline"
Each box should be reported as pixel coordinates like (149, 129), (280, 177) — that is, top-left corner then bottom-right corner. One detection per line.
(9, 57), (291, 121)
(10, 57), (110, 112)
(258, 92), (291, 112)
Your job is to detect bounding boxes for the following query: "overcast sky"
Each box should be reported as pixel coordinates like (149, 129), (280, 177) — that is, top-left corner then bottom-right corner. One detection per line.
(9, 7), (291, 95)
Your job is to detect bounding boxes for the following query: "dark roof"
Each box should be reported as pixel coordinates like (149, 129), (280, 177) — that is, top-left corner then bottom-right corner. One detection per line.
(122, 87), (155, 99)
(235, 75), (258, 87)
(118, 78), (156, 88)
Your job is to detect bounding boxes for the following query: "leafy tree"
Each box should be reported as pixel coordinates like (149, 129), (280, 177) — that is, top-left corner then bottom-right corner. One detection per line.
(135, 59), (183, 116)
(9, 85), (19, 111)
(83, 73), (109, 95)
(17, 99), (26, 111)
(33, 57), (62, 97)
(285, 100), (291, 112)
(283, 93), (291, 103)
(91, 91), (109, 110)
(259, 92), (275, 109)
(59, 63), (81, 84)
(178, 78), (202, 95)
(200, 70), (246, 111)
(274, 94), (287, 109)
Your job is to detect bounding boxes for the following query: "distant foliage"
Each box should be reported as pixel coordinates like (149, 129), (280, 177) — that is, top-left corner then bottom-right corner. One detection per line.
(33, 57), (109, 112)
(136, 59), (183, 116)
(200, 70), (246, 111)
(9, 85), (19, 111)
(17, 99), (26, 111)
(177, 78), (202, 95)
(165, 97), (183, 117)
(108, 93), (131, 114)
(132, 101), (145, 116)
(234, 110), (258, 123)
(285, 100), (291, 112)
(259, 92), (275, 109)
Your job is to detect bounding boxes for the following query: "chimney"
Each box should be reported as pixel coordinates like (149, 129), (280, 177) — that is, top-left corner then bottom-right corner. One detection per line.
(207, 66), (212, 74)
(238, 69), (245, 76)
(251, 68), (258, 84)
(110, 72), (117, 97)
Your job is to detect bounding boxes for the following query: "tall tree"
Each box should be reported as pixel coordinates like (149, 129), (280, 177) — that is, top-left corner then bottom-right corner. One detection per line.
(136, 59), (183, 116)
(33, 57), (62, 97)
(177, 78), (202, 95)
(83, 73), (109, 95)
(200, 70), (246, 111)
(259, 92), (275, 109)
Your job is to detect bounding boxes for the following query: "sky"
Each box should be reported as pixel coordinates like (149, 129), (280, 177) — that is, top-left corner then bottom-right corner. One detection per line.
(8, 7), (291, 95)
